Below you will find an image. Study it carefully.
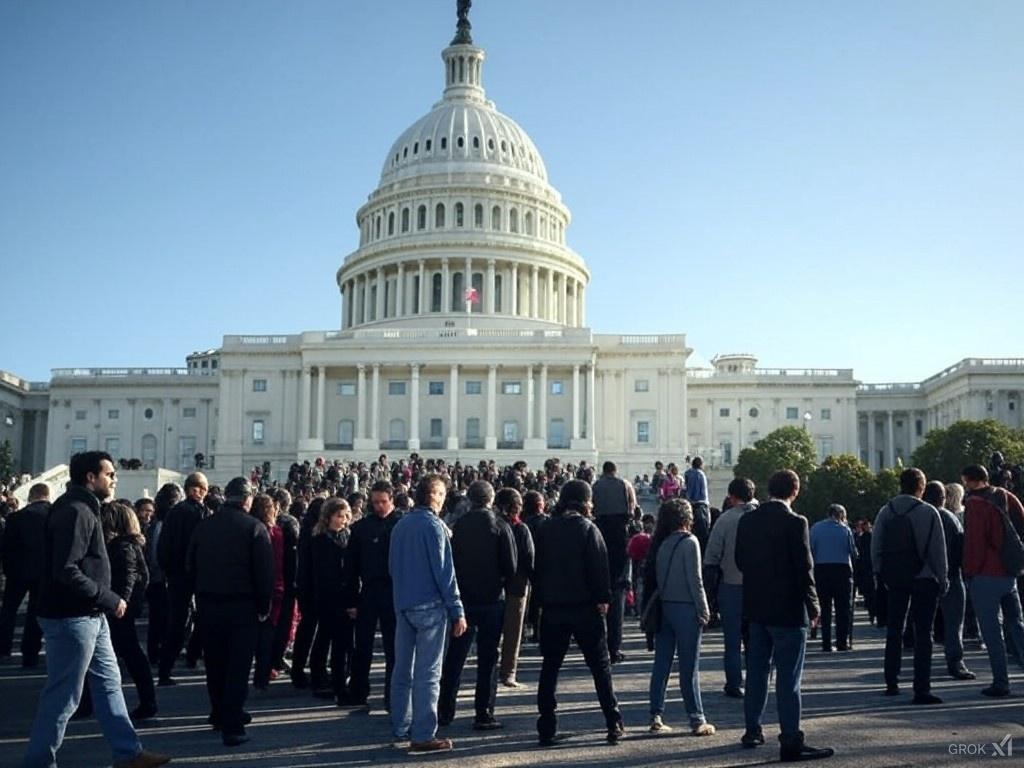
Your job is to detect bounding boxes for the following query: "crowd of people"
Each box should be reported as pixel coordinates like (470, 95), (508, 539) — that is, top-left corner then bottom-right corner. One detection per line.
(2, 449), (1024, 765)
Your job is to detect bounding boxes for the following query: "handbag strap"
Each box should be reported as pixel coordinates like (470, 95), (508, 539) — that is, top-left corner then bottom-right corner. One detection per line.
(657, 532), (688, 591)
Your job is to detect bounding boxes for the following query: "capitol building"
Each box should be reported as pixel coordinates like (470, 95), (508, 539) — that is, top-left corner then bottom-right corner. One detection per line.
(3, 13), (1023, 488)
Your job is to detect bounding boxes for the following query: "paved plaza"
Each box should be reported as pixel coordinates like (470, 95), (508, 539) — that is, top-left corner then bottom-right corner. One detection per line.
(0, 612), (1020, 767)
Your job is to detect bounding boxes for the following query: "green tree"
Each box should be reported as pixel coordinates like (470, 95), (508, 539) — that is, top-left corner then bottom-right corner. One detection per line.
(734, 426), (817, 501)
(910, 420), (1024, 484)
(799, 454), (876, 523)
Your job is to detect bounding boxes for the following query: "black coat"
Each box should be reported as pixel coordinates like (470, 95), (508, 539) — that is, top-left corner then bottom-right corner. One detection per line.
(157, 497), (206, 583)
(735, 500), (819, 628)
(311, 528), (351, 615)
(107, 535), (149, 617)
(344, 510), (402, 608)
(531, 511), (610, 608)
(295, 508), (318, 600)
(277, 512), (301, 591)
(1, 500), (49, 584)
(451, 508), (517, 605)
(507, 520), (535, 598)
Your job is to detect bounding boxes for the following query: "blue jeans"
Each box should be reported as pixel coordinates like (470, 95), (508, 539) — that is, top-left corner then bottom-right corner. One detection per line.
(745, 622), (806, 739)
(718, 583), (744, 690)
(391, 601), (449, 743)
(649, 602), (706, 726)
(24, 615), (142, 768)
(969, 575), (1024, 690)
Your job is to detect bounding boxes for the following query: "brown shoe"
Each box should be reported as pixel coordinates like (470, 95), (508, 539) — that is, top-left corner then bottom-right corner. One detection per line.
(113, 751), (172, 768)
(409, 737), (453, 753)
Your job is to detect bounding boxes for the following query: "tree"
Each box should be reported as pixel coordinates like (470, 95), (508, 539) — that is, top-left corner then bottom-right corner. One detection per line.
(910, 420), (1024, 484)
(799, 454), (876, 523)
(734, 426), (817, 501)
(0, 439), (13, 485)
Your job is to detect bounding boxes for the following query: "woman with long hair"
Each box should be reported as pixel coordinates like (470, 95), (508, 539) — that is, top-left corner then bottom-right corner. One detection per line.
(311, 497), (354, 704)
(495, 487), (535, 688)
(646, 498), (715, 736)
(252, 494), (284, 690)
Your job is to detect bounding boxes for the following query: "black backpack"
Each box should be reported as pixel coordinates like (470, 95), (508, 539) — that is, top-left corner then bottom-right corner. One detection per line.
(880, 500), (933, 591)
(985, 489), (1024, 578)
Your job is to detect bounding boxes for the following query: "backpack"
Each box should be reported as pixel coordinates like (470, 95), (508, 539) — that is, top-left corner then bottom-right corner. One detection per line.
(880, 500), (933, 591)
(985, 489), (1024, 577)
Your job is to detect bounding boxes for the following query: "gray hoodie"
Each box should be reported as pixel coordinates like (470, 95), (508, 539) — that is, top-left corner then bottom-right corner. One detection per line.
(871, 494), (948, 593)
(704, 500), (758, 586)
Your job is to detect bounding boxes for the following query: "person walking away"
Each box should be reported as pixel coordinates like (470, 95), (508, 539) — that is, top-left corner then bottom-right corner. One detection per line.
(495, 488), (534, 689)
(0, 482), (48, 667)
(809, 505), (857, 653)
(646, 498), (715, 736)
(683, 457), (712, 553)
(591, 461), (636, 664)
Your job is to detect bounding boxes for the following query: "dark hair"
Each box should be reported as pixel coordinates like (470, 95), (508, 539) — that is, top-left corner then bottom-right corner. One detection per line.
(370, 480), (393, 498)
(467, 479), (495, 508)
(602, 461), (616, 474)
(153, 482), (183, 520)
(767, 469), (799, 500)
(961, 464), (989, 483)
(494, 488), (523, 524)
(727, 477), (755, 503)
(414, 473), (446, 507)
(69, 451), (114, 486)
(28, 483), (50, 502)
(134, 497), (154, 511)
(271, 487), (292, 509)
(899, 467), (926, 495)
(554, 480), (591, 515)
(251, 494), (276, 527)
(347, 491), (367, 505)
(650, 498), (693, 557)
(691, 456), (704, 469)
(102, 500), (143, 545)
(184, 472), (207, 492)
(523, 490), (545, 516)
(922, 481), (946, 508)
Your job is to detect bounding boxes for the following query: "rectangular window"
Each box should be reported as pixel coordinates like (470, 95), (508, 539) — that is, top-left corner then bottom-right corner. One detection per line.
(428, 381), (445, 396)
(786, 407), (799, 420)
(465, 380), (482, 395)
(70, 437), (87, 455)
(550, 380), (564, 395)
(636, 421), (650, 444)
(429, 418), (443, 438)
(634, 379), (650, 393)
(689, 408), (698, 418)
(502, 421), (519, 442)
(211, 359), (218, 369)
(501, 381), (522, 395)
(388, 381), (407, 396)
(75, 410), (87, 421)
(252, 420), (265, 443)
(253, 379), (267, 392)
(104, 437), (120, 455)
(719, 408), (731, 418)
(107, 409), (119, 420)
(466, 417), (481, 440)
(820, 408), (832, 421)
(182, 407), (197, 418)
(200, 360), (209, 368)
(337, 382), (356, 396)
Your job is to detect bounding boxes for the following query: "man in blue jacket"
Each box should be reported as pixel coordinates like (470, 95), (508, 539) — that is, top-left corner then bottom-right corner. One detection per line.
(389, 473), (466, 754)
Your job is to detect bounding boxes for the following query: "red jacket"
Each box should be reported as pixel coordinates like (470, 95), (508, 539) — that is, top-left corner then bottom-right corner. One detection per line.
(963, 487), (1024, 578)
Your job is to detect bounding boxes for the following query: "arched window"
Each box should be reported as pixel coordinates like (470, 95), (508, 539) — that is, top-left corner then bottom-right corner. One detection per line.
(451, 272), (464, 311)
(457, 136), (464, 149)
(413, 141), (419, 155)
(472, 136), (480, 149)
(455, 202), (464, 227)
(387, 211), (395, 236)
(435, 203), (446, 228)
(425, 139), (432, 151)
(524, 211), (534, 235)
(474, 203), (484, 228)
(375, 215), (381, 239)
(401, 207), (410, 233)
(491, 205), (501, 230)
(431, 273), (442, 311)
(440, 136), (447, 150)
(417, 205), (427, 230)
(509, 208), (519, 233)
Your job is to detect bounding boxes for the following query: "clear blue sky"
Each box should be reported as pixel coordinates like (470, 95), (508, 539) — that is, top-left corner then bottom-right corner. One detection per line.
(2, 1), (1021, 383)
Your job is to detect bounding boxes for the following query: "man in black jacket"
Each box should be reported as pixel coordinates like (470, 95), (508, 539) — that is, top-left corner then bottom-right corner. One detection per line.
(735, 469), (833, 763)
(0, 482), (49, 666)
(437, 480), (516, 729)
(187, 476), (273, 747)
(345, 480), (402, 708)
(532, 480), (623, 747)
(24, 451), (169, 768)
(156, 471), (208, 685)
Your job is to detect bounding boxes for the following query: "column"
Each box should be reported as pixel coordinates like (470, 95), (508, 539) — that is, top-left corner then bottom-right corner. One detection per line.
(538, 364), (548, 444)
(408, 364), (420, 450)
(546, 268), (555, 320)
(586, 362), (596, 450)
(526, 365), (535, 440)
(375, 268), (385, 320)
(356, 365), (366, 439)
(396, 261), (405, 316)
(866, 413), (877, 471)
(559, 273), (568, 325)
(358, 275), (367, 324)
(447, 364), (460, 450)
(485, 364), (498, 451)
(571, 364), (581, 440)
(418, 259), (427, 314)
(441, 258), (451, 313)
(315, 366), (326, 442)
(886, 410), (895, 468)
(530, 265), (539, 318)
(301, 367), (312, 440)
(340, 282), (348, 329)
(371, 364), (381, 443)
(908, 410), (919, 454)
(510, 263), (519, 316)
(465, 256), (473, 307)
(578, 283), (586, 326)
(485, 259), (496, 313)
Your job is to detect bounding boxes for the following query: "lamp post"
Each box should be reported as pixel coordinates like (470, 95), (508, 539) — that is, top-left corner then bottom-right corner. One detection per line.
(803, 411), (813, 433)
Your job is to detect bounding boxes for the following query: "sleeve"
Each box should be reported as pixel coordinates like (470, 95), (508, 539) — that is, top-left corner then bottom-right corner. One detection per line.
(686, 538), (710, 622)
(848, 528), (858, 562)
(429, 524), (464, 622)
(870, 506), (887, 575)
(520, 524), (535, 580)
(704, 516), (726, 567)
(185, 528), (198, 596)
(51, 505), (120, 614)
(252, 525), (275, 616)
(499, 521), (518, 585)
(156, 509), (174, 575)
(792, 516), (819, 621)
(925, 508), (948, 591)
(625, 479), (637, 512)
(733, 517), (748, 573)
(121, 544), (141, 605)
(1, 512), (18, 576)
(1006, 491), (1024, 538)
(585, 523), (612, 605)
(343, 526), (361, 609)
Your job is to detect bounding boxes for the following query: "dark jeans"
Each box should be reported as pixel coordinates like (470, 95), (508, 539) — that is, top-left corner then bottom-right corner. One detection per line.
(319, 607), (354, 697)
(145, 581), (168, 663)
(875, 577), (889, 627)
(253, 618), (277, 689)
(0, 578), (42, 663)
(536, 604), (620, 739)
(745, 622), (806, 740)
(292, 594), (326, 684)
(606, 586), (626, 657)
(159, 579), (194, 678)
(349, 585), (397, 706)
(439, 601), (504, 723)
(270, 588), (296, 669)
(199, 599), (258, 735)
(884, 578), (939, 693)
(109, 613), (156, 708)
(815, 564), (853, 649)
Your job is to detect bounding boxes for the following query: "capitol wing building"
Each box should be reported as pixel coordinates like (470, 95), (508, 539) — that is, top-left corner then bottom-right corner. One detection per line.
(3, 17), (1023, 486)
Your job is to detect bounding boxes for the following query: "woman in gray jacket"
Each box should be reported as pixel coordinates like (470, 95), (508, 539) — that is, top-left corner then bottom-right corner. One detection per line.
(647, 498), (715, 736)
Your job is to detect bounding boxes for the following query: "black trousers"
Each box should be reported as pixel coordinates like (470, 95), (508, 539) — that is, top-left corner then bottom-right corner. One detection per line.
(536, 605), (620, 738)
(292, 594), (329, 686)
(815, 564), (853, 649)
(159, 579), (193, 678)
(145, 581), (169, 663)
(0, 578), (42, 663)
(439, 601), (504, 723)
(110, 613), (157, 708)
(318, 607), (353, 697)
(253, 618), (277, 689)
(884, 578), (939, 693)
(606, 586), (626, 656)
(199, 599), (258, 735)
(348, 584), (396, 705)
(270, 588), (296, 669)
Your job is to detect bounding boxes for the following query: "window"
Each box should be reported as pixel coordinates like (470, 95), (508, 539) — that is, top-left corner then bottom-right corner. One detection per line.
(719, 408), (731, 418)
(472, 136), (480, 149)
(428, 381), (445, 396)
(431, 273), (442, 311)
(457, 135), (464, 148)
(388, 381), (407, 396)
(491, 205), (501, 230)
(466, 417), (481, 440)
(105, 437), (120, 455)
(107, 409), (120, 420)
(178, 436), (195, 471)
(549, 418), (566, 448)
(425, 139), (432, 151)
(502, 381), (522, 395)
(820, 408), (832, 420)
(509, 208), (518, 233)
(70, 437), (87, 455)
(417, 205), (427, 230)
(465, 380), (482, 395)
(182, 407), (197, 418)
(337, 382), (356, 396)
(915, 419), (924, 436)
(550, 380), (564, 395)
(440, 136), (447, 150)
(435, 203), (446, 228)
(689, 408), (698, 418)
(141, 434), (157, 466)
(502, 421), (519, 442)
(211, 360), (218, 369)
(253, 379), (267, 392)
(389, 418), (406, 441)
(252, 420), (265, 443)
(987, 401), (994, 412)
(75, 410), (87, 421)
(524, 211), (534, 235)
(401, 207), (410, 232)
(455, 202), (464, 227)
(451, 271), (464, 311)
(430, 418), (443, 438)
(786, 407), (799, 420)
(338, 419), (354, 446)
(748, 407), (759, 418)
(634, 379), (649, 393)
(474, 203), (484, 228)
(636, 421), (651, 444)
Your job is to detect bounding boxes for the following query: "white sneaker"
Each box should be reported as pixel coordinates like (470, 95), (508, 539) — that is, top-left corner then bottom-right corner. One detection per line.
(649, 715), (672, 733)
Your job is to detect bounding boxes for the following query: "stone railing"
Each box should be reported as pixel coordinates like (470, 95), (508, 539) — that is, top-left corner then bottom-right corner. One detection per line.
(689, 367), (854, 380)
(0, 371), (48, 392)
(857, 382), (922, 393)
(923, 357), (1024, 386)
(322, 327), (591, 342)
(51, 367), (191, 378)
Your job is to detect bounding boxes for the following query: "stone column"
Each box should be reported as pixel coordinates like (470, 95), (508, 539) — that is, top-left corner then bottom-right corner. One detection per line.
(355, 365), (366, 440)
(886, 410), (895, 468)
(316, 366), (326, 442)
(485, 259), (496, 313)
(359, 275), (367, 324)
(485, 364), (498, 451)
(371, 364), (381, 444)
(530, 265), (539, 318)
(526, 365), (535, 439)
(408, 364), (420, 450)
(586, 363), (596, 449)
(418, 259), (426, 314)
(866, 413), (877, 471)
(340, 282), (348, 329)
(301, 367), (312, 440)
(571, 364), (581, 440)
(559, 273), (569, 325)
(447, 364), (460, 450)
(546, 268), (555, 320)
(396, 261), (405, 316)
(441, 258), (451, 313)
(578, 283), (586, 326)
(375, 268), (385, 320)
(510, 263), (519, 316)
(539, 364), (548, 445)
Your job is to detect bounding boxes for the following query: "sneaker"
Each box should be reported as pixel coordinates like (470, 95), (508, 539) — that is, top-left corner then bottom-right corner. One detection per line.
(780, 743), (835, 762)
(409, 738), (453, 753)
(981, 685), (1011, 698)
(692, 722), (716, 737)
(113, 750), (172, 768)
(741, 728), (765, 748)
(501, 678), (525, 689)
(473, 716), (503, 731)
(723, 686), (745, 699)
(912, 693), (943, 705)
(949, 666), (977, 681)
(649, 715), (672, 734)
(606, 719), (625, 744)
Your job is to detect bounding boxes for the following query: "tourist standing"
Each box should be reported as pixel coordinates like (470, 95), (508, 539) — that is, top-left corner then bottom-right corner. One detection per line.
(495, 487), (534, 689)
(591, 461), (636, 664)
(809, 504), (857, 652)
(683, 457), (711, 552)
(311, 497), (354, 705)
(0, 482), (48, 666)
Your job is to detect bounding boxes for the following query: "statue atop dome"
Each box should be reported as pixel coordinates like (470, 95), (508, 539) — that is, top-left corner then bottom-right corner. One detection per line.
(451, 0), (473, 45)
